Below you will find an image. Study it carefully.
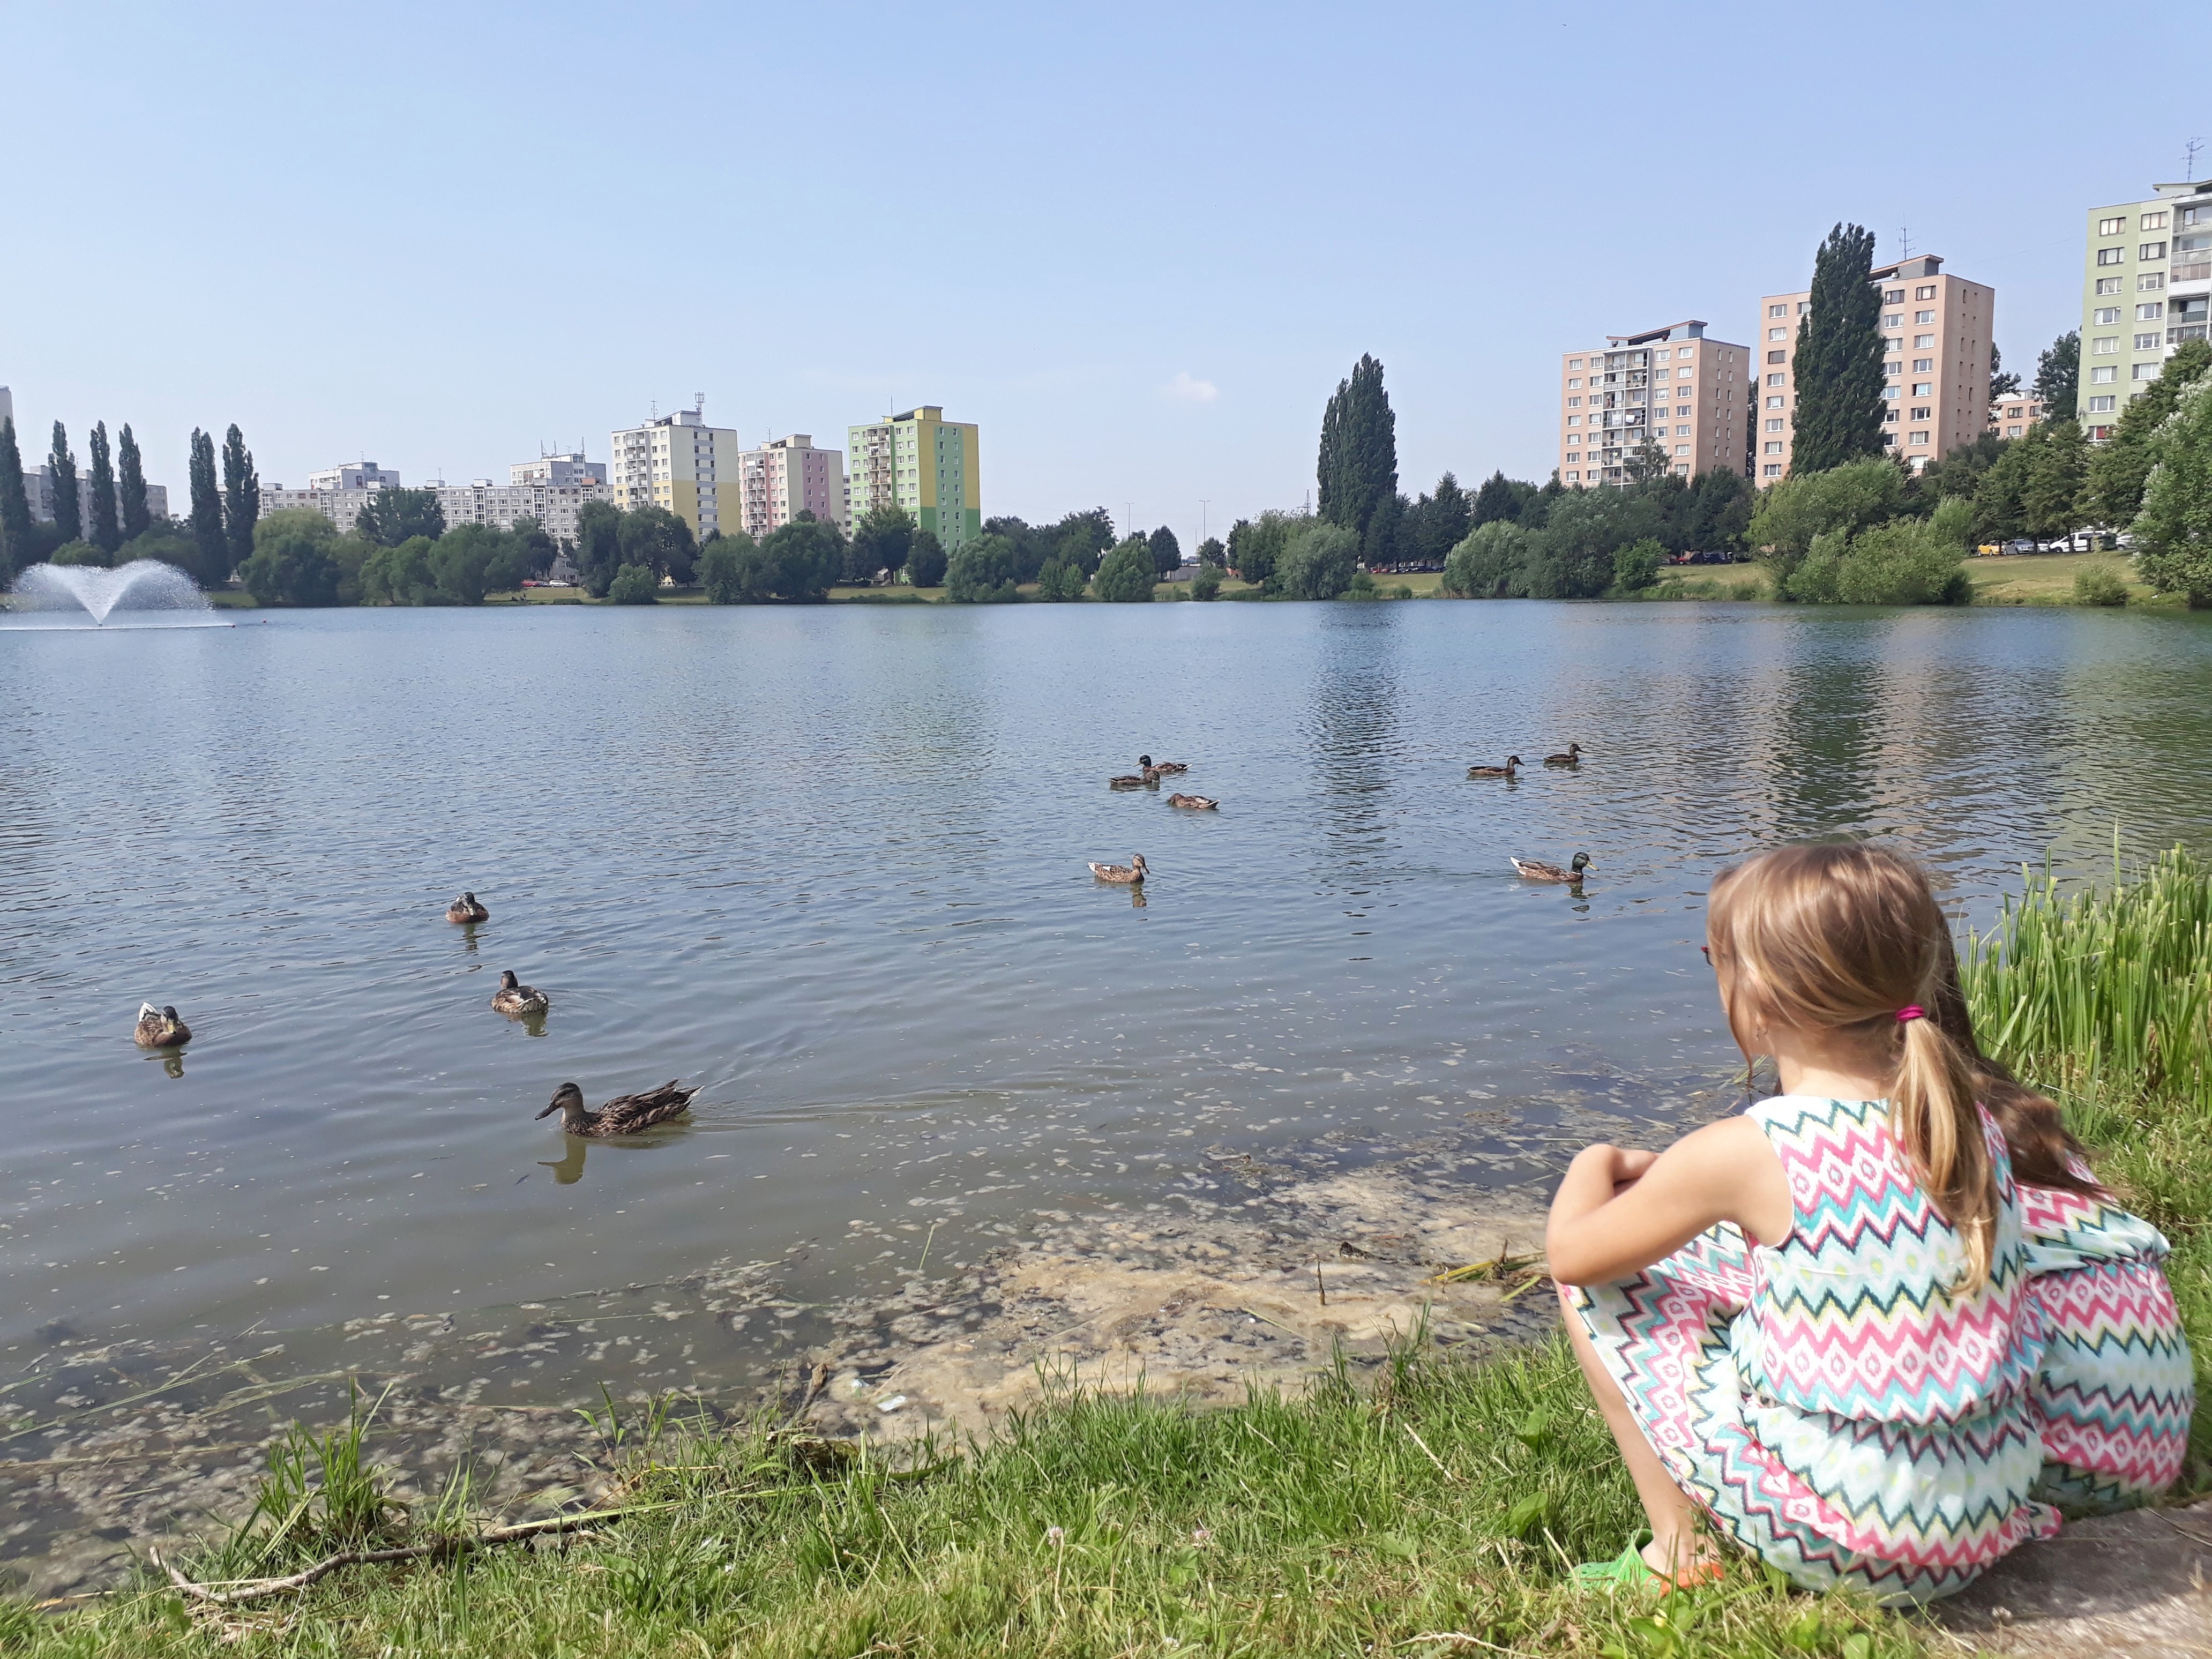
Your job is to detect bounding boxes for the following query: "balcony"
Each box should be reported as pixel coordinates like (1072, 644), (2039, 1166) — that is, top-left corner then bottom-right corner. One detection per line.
(2171, 325), (2209, 344)
(2171, 263), (2212, 283)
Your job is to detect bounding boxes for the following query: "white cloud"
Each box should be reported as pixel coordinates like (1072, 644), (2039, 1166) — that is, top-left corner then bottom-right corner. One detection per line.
(1163, 371), (1219, 403)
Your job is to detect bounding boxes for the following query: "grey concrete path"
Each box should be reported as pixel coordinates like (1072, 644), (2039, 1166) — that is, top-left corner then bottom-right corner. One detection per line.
(1935, 1499), (2212, 1656)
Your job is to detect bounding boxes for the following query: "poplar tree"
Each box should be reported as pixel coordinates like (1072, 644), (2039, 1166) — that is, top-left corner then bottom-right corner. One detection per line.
(188, 428), (228, 587)
(0, 417), (31, 578)
(87, 421), (121, 554)
(221, 423), (259, 574)
(1317, 354), (1398, 537)
(48, 422), (81, 544)
(1789, 224), (1886, 475)
(117, 423), (151, 540)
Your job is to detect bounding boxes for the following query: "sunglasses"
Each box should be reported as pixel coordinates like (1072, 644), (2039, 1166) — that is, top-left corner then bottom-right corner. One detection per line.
(1700, 945), (1714, 967)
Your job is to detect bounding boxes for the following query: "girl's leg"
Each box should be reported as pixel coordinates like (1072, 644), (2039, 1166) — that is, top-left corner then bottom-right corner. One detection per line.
(1565, 1309), (1715, 1576)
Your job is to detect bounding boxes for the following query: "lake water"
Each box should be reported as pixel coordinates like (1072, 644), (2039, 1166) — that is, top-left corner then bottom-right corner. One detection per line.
(5, 599), (2212, 1383)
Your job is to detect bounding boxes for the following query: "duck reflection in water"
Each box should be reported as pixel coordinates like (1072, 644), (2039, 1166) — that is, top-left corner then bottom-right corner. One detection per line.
(539, 1139), (588, 1185)
(161, 1051), (185, 1080)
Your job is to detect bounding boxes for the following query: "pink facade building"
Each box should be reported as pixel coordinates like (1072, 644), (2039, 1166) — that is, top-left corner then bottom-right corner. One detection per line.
(1754, 255), (1993, 480)
(736, 434), (847, 540)
(1557, 320), (1751, 486)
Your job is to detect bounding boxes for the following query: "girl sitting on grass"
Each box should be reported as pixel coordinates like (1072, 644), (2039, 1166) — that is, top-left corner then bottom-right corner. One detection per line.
(1546, 842), (2058, 1602)
(1926, 955), (2195, 1516)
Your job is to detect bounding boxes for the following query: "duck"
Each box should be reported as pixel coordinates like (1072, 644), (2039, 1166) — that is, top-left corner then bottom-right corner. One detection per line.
(1088, 853), (1148, 884)
(133, 1003), (192, 1048)
(1512, 853), (1594, 884)
(446, 891), (490, 924)
(1167, 793), (1219, 810)
(1139, 754), (1189, 776)
(490, 970), (549, 1017)
(1467, 756), (1523, 779)
(1108, 773), (1152, 789)
(536, 1080), (699, 1137)
(1543, 744), (1585, 767)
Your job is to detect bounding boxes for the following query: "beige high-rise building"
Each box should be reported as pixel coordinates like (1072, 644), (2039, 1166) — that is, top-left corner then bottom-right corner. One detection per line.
(1557, 320), (1750, 487)
(609, 404), (744, 541)
(1753, 255), (1993, 480)
(2078, 181), (2212, 441)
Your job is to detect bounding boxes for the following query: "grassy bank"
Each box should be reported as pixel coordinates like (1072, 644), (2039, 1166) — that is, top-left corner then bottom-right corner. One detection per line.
(12, 854), (2210, 1655)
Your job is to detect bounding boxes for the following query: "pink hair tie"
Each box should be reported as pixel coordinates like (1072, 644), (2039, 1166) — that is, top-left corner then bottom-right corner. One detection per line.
(1896, 1005), (1926, 1023)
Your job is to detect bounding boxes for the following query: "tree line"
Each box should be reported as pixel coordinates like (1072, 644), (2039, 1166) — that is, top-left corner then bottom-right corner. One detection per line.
(0, 416), (260, 591)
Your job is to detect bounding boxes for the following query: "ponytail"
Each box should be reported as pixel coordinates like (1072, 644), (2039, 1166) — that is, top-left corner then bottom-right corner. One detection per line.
(1891, 1010), (1997, 1290)
(1710, 842), (2006, 1293)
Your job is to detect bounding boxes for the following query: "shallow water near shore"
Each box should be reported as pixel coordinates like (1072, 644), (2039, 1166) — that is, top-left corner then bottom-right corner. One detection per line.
(6, 598), (2212, 1587)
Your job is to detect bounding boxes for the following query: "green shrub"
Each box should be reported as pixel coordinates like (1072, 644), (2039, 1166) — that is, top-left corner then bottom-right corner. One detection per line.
(1343, 570), (1379, 600)
(1611, 537), (1665, 594)
(49, 540), (109, 568)
(1275, 521), (1358, 599)
(2073, 563), (2129, 607)
(607, 563), (659, 604)
(946, 533), (1021, 603)
(906, 529), (947, 588)
(1190, 563), (1222, 601)
(1090, 537), (1157, 602)
(1442, 520), (1528, 597)
(1035, 557), (1089, 601)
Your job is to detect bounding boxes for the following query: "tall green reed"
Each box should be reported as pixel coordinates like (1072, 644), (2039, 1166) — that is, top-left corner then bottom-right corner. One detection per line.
(1962, 839), (2212, 1109)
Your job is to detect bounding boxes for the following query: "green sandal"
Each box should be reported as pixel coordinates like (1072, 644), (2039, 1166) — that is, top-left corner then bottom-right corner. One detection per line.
(1571, 1543), (1723, 1591)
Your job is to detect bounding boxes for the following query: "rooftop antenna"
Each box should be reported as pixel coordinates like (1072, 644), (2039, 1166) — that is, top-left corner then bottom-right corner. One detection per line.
(694, 392), (705, 416)
(1200, 499), (1209, 542)
(2187, 137), (2206, 182)
(1898, 225), (1914, 258)
(651, 398), (659, 420)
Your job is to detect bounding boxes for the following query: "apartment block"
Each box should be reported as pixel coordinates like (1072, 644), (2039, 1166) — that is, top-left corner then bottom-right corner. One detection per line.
(1557, 322), (1750, 486)
(846, 406), (980, 549)
(2079, 181), (2212, 440)
(1989, 392), (2048, 439)
(1754, 255), (1992, 479)
(610, 405), (743, 541)
(22, 464), (170, 527)
(736, 434), (846, 540)
(307, 461), (401, 491)
(510, 451), (608, 491)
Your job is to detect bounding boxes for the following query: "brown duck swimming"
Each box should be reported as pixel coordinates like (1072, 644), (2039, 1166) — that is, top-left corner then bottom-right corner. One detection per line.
(1088, 853), (1148, 884)
(536, 1080), (699, 1137)
(134, 1003), (191, 1048)
(1139, 753), (1189, 776)
(1468, 756), (1522, 778)
(1167, 793), (1218, 810)
(491, 970), (548, 1017)
(446, 891), (490, 924)
(1543, 744), (1584, 767)
(1108, 773), (1152, 789)
(1511, 853), (1594, 883)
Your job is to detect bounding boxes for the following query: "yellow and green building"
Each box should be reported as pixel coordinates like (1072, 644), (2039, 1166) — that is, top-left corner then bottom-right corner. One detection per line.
(845, 406), (980, 549)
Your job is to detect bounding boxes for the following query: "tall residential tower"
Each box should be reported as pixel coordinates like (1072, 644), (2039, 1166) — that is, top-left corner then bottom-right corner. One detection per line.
(1557, 321), (1750, 486)
(737, 435), (846, 540)
(609, 405), (743, 541)
(2078, 181), (2212, 440)
(845, 406), (979, 549)
(1754, 255), (1992, 477)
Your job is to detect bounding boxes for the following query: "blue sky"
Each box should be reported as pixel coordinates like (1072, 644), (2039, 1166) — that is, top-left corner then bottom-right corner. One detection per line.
(0, 0), (2185, 550)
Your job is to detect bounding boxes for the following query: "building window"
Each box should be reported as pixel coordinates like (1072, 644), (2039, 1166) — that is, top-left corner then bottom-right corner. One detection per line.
(2135, 332), (2163, 349)
(2095, 307), (2122, 325)
(2141, 242), (2167, 261)
(2138, 302), (2164, 320)
(1567, 396), (1582, 408)
(1564, 470), (1580, 483)
(1910, 430), (1931, 445)
(1911, 382), (1933, 396)
(2141, 272), (2165, 292)
(1767, 326), (1786, 341)
(1673, 445), (1689, 457)
(1677, 347), (1694, 358)
(1765, 417), (1784, 432)
(1765, 349), (1785, 364)
(1912, 310), (1933, 325)
(1884, 313), (1902, 328)
(2087, 395), (2118, 413)
(2097, 276), (2123, 295)
(1567, 358), (1582, 370)
(1766, 372), (1784, 387)
(2090, 366), (2118, 383)
(2097, 247), (2125, 265)
(1910, 333), (1932, 349)
(2092, 335), (2120, 354)
(1768, 304), (1785, 318)
(1766, 395), (1784, 409)
(1762, 440), (1783, 455)
(2133, 362), (2164, 380)
(2100, 216), (2127, 236)
(2006, 424), (2023, 438)
(1884, 288), (1905, 303)
(1912, 357), (1933, 372)
(1915, 285), (1937, 301)
(2143, 211), (2169, 230)
(1910, 406), (1931, 421)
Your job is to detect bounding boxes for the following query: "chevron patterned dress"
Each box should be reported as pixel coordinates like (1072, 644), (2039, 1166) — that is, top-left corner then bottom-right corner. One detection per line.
(2020, 1161), (2193, 1513)
(1566, 1095), (2060, 1603)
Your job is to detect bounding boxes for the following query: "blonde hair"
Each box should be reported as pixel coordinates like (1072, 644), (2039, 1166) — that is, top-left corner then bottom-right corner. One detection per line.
(1707, 843), (1997, 1289)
